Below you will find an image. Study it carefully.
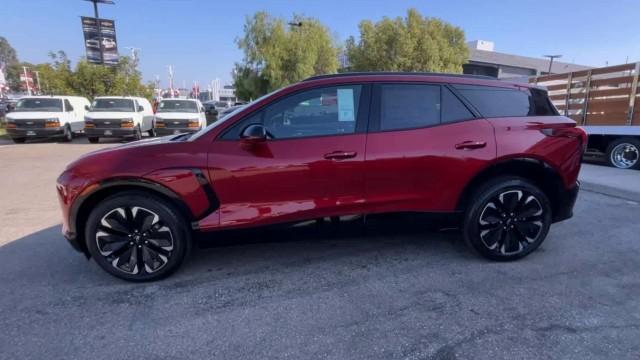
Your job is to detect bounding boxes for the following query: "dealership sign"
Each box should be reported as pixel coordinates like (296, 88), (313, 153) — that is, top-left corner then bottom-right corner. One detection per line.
(80, 16), (119, 65)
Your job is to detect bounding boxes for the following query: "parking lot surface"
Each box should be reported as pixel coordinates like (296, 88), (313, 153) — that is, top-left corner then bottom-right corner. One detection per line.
(1, 138), (639, 359)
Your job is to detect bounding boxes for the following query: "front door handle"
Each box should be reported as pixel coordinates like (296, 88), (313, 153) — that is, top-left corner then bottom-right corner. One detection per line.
(455, 141), (487, 150)
(324, 151), (357, 160)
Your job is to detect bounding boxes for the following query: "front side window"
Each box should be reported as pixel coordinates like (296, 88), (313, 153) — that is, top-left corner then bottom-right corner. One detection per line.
(380, 84), (440, 130)
(64, 99), (73, 111)
(14, 98), (63, 112)
(224, 85), (362, 140)
(157, 100), (198, 113)
(91, 98), (135, 112)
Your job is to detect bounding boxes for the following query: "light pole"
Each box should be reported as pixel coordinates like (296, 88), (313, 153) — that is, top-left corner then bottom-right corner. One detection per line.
(83, 0), (115, 65)
(543, 54), (562, 74)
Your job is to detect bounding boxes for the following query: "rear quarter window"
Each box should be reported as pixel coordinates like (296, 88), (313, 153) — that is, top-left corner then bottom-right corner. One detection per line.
(453, 84), (557, 118)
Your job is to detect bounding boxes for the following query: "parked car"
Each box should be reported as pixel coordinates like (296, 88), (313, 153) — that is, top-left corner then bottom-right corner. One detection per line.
(84, 96), (154, 143)
(154, 98), (206, 136)
(4, 96), (91, 143)
(57, 72), (585, 281)
(202, 101), (219, 124)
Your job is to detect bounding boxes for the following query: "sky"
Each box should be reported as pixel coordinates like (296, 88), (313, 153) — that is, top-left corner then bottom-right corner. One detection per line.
(2, 0), (639, 89)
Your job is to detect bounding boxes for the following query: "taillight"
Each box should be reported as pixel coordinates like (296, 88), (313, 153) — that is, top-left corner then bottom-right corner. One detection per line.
(539, 126), (588, 152)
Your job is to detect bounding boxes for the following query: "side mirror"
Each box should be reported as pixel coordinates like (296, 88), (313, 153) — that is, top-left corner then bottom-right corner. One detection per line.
(240, 124), (267, 143)
(137, 105), (144, 112)
(84, 105), (90, 111)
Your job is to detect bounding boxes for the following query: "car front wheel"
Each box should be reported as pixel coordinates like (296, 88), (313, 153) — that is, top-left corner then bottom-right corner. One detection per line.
(85, 191), (191, 281)
(463, 177), (552, 261)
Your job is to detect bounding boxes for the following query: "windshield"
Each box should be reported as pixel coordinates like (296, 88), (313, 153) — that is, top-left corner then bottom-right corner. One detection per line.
(157, 100), (198, 113)
(14, 98), (63, 112)
(91, 98), (135, 112)
(215, 101), (228, 108)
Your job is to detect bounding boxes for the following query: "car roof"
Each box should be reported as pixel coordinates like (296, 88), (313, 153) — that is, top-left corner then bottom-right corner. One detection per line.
(301, 72), (533, 89)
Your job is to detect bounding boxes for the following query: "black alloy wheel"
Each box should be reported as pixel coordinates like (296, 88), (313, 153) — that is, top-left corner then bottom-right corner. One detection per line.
(86, 192), (190, 281)
(463, 177), (551, 261)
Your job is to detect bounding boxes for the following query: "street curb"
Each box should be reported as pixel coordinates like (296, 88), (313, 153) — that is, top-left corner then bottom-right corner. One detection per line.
(580, 180), (640, 203)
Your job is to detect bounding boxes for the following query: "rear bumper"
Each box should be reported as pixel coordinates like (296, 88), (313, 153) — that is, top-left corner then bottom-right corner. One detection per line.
(7, 127), (65, 138)
(85, 128), (136, 137)
(155, 127), (199, 136)
(552, 181), (580, 223)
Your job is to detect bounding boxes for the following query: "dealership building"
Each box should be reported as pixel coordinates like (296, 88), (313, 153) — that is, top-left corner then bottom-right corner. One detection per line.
(463, 40), (591, 80)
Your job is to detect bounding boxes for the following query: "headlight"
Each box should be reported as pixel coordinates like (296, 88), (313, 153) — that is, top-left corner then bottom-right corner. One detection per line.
(84, 117), (95, 128)
(45, 118), (61, 128)
(5, 118), (16, 128)
(120, 118), (134, 128)
(187, 119), (200, 128)
(154, 117), (165, 128)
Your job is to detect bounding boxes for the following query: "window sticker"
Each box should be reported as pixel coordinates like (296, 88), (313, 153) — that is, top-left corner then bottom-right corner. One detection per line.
(337, 88), (355, 122)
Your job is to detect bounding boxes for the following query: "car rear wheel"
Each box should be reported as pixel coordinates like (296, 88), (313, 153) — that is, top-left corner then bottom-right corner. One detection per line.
(606, 137), (640, 170)
(87, 136), (100, 143)
(85, 191), (191, 281)
(463, 177), (552, 261)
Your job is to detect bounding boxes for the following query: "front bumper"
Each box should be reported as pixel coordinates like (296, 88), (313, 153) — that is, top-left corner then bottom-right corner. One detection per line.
(7, 127), (65, 138)
(85, 128), (136, 138)
(155, 127), (200, 136)
(552, 181), (580, 223)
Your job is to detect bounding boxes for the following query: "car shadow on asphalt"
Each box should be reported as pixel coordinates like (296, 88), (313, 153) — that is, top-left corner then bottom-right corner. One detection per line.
(0, 215), (472, 286)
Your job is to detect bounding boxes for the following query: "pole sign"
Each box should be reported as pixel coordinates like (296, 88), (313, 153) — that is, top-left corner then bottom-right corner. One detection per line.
(81, 16), (119, 65)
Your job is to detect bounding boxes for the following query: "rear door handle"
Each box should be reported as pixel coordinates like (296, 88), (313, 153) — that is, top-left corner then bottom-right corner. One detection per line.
(455, 141), (487, 150)
(324, 151), (357, 160)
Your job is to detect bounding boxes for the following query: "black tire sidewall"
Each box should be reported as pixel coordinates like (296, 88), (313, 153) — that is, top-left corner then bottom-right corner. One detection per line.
(85, 192), (191, 281)
(88, 137), (99, 143)
(606, 138), (640, 170)
(463, 177), (552, 261)
(62, 125), (73, 142)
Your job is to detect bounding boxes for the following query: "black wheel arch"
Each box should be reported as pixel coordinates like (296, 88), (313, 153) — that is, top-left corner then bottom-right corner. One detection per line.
(70, 178), (199, 257)
(456, 158), (569, 223)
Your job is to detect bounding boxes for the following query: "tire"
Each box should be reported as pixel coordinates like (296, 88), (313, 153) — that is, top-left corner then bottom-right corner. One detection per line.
(606, 137), (640, 170)
(12, 137), (26, 144)
(61, 125), (73, 142)
(148, 128), (156, 137)
(462, 176), (552, 261)
(85, 191), (191, 281)
(88, 137), (100, 143)
(133, 125), (142, 141)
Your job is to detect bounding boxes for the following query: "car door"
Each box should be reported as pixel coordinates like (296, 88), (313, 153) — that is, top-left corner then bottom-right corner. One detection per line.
(205, 84), (370, 229)
(364, 83), (496, 213)
(63, 99), (77, 131)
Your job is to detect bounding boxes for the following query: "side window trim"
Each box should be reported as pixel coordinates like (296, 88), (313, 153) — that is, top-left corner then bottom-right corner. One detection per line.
(217, 83), (372, 141)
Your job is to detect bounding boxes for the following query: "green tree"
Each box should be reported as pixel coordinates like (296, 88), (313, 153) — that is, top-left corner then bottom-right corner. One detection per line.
(234, 12), (339, 100)
(0, 36), (18, 66)
(345, 8), (468, 73)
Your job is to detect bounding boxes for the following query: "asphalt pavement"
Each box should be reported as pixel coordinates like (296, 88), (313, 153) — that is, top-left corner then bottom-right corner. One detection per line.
(0, 138), (639, 360)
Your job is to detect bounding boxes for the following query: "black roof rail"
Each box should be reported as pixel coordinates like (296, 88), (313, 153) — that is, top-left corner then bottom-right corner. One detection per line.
(302, 72), (498, 82)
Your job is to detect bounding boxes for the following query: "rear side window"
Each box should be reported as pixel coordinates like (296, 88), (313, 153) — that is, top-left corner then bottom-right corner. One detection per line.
(380, 84), (440, 130)
(454, 84), (534, 118)
(530, 88), (558, 116)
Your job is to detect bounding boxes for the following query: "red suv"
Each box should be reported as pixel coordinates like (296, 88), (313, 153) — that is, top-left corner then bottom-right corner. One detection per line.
(57, 73), (584, 281)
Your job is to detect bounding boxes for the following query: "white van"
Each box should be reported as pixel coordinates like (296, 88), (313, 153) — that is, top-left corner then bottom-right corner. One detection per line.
(153, 98), (206, 136)
(4, 96), (91, 143)
(84, 96), (154, 143)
